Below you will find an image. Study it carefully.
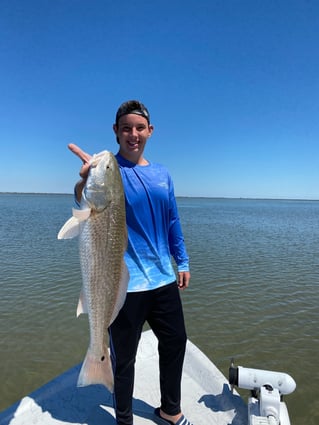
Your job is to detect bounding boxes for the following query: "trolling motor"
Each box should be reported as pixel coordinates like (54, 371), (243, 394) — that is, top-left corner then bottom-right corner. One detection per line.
(229, 360), (296, 425)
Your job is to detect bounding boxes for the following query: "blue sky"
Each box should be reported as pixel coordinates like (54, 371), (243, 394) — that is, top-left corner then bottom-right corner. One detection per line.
(1, 0), (318, 199)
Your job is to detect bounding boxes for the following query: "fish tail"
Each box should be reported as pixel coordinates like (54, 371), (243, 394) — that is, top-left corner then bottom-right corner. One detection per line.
(77, 346), (114, 392)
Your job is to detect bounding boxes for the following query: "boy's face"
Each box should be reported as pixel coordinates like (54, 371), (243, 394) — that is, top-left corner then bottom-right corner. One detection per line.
(113, 114), (153, 163)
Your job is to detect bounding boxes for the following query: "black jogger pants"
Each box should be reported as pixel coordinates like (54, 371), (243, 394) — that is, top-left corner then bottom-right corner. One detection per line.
(109, 282), (187, 425)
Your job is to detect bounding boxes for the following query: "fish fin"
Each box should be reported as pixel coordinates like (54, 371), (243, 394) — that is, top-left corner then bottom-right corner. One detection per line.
(57, 216), (80, 239)
(72, 207), (91, 221)
(77, 346), (114, 392)
(57, 208), (91, 240)
(109, 261), (129, 325)
(76, 287), (88, 317)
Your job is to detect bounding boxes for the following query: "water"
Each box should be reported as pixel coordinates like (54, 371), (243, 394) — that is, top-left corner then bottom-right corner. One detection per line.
(1, 194), (318, 424)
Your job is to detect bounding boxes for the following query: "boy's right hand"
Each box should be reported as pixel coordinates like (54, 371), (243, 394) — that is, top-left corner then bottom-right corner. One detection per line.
(68, 143), (92, 202)
(68, 143), (92, 179)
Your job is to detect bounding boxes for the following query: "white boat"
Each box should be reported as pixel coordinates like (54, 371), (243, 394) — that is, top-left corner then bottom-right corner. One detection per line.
(0, 330), (295, 425)
(0, 330), (247, 425)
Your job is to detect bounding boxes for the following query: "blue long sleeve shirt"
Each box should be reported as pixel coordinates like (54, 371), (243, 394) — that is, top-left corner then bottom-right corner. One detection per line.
(116, 153), (189, 292)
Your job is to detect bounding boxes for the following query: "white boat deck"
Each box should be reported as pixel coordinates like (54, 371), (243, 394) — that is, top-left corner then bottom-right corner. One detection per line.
(0, 330), (247, 425)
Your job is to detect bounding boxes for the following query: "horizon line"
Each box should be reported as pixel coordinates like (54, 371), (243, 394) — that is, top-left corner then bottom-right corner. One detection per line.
(1, 191), (318, 202)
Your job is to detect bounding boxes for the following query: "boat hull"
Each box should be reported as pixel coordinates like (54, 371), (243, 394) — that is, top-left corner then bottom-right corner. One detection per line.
(0, 330), (247, 425)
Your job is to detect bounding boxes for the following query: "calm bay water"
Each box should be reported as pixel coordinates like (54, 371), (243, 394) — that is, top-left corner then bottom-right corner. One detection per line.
(1, 193), (318, 424)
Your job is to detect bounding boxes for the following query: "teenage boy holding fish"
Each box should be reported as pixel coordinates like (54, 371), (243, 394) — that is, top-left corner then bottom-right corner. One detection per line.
(70, 100), (192, 425)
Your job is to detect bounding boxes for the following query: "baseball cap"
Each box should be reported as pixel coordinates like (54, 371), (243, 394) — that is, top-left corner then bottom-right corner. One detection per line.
(115, 100), (150, 125)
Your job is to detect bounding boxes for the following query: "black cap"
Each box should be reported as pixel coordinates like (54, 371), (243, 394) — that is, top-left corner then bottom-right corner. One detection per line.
(115, 100), (150, 125)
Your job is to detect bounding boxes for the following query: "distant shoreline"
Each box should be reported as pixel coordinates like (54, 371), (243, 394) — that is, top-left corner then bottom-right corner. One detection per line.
(1, 192), (318, 202)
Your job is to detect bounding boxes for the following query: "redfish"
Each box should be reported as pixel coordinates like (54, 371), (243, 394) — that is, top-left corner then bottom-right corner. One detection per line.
(58, 150), (128, 392)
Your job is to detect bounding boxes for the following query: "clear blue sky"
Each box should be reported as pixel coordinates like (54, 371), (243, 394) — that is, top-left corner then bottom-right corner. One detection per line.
(1, 0), (318, 199)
